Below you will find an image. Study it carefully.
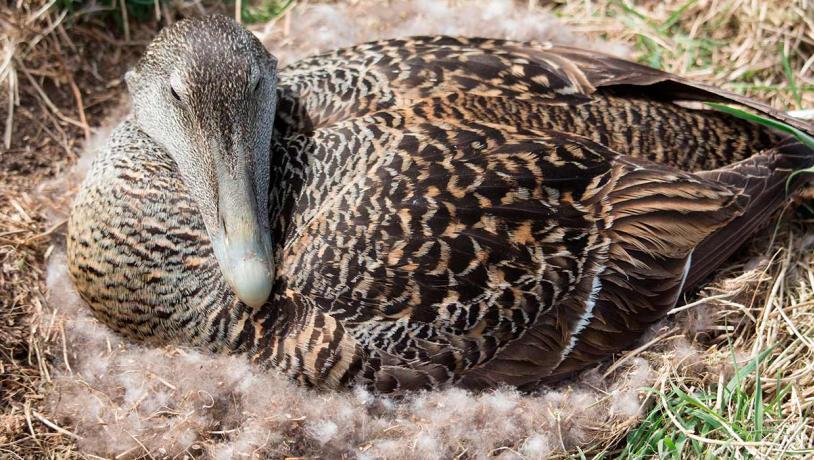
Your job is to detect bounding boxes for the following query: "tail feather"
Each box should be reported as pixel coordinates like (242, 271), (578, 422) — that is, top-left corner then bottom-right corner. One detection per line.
(687, 138), (814, 290)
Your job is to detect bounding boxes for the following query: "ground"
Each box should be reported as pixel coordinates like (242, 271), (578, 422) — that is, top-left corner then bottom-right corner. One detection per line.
(1, 0), (812, 458)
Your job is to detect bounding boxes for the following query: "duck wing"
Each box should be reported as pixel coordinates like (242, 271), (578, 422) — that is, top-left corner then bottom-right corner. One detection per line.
(269, 37), (811, 389)
(539, 44), (811, 133)
(273, 108), (744, 390)
(277, 36), (798, 171)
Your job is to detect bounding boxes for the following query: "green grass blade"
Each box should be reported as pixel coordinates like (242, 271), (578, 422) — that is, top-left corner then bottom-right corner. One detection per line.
(725, 346), (774, 395)
(659, 0), (698, 32)
(609, 0), (648, 21)
(785, 165), (814, 193)
(754, 358), (764, 441)
(240, 0), (295, 24)
(704, 103), (814, 194)
(781, 46), (802, 107)
(704, 103), (814, 150)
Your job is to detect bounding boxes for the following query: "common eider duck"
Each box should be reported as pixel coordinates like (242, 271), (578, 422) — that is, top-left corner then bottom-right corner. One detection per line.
(68, 15), (813, 392)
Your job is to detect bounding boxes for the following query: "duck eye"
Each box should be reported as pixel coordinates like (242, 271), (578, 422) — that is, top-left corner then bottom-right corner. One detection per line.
(253, 77), (262, 93)
(170, 85), (181, 101)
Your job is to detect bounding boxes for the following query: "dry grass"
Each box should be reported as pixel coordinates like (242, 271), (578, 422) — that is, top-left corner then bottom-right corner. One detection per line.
(554, 0), (814, 111)
(1, 3), (75, 458)
(1, 0), (812, 458)
(552, 1), (814, 454)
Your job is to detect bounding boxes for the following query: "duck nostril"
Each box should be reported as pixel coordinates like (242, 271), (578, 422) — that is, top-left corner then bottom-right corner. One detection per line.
(220, 215), (229, 245)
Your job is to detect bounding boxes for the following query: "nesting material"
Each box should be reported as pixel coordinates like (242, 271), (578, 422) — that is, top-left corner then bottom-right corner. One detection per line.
(254, 0), (630, 65)
(28, 0), (814, 458)
(46, 244), (656, 458)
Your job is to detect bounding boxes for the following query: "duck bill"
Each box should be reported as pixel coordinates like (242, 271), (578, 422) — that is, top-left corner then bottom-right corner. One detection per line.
(210, 168), (274, 308)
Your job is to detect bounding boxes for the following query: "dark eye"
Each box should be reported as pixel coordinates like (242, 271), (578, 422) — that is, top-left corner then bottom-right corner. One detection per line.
(253, 77), (262, 93)
(170, 85), (181, 101)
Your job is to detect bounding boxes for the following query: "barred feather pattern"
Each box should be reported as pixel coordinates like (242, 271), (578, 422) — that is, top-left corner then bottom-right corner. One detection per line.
(68, 33), (813, 392)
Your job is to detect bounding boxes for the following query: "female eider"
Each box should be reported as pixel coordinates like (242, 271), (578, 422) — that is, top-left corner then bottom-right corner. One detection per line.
(68, 15), (813, 392)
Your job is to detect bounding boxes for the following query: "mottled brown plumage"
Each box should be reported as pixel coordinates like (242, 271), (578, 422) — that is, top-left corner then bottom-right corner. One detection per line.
(68, 16), (813, 392)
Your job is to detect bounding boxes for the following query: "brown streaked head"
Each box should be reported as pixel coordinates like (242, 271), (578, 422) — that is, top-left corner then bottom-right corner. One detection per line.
(125, 15), (277, 307)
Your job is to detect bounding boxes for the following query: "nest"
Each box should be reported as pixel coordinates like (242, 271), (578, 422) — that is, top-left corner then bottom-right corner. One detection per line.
(1, 0), (813, 458)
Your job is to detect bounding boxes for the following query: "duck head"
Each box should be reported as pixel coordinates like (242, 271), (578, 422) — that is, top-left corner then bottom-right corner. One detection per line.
(125, 15), (277, 308)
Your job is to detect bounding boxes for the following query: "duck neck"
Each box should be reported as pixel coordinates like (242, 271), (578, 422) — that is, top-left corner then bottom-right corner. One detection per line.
(67, 119), (368, 388)
(66, 120), (253, 350)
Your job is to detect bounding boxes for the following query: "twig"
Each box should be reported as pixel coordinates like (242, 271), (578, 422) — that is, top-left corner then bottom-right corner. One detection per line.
(124, 431), (155, 460)
(25, 0), (57, 25)
(603, 331), (679, 378)
(56, 49), (91, 141)
(23, 400), (37, 440)
(3, 65), (15, 149)
(16, 105), (73, 159)
(23, 219), (66, 245)
(60, 322), (72, 375)
(25, 8), (68, 53)
(17, 59), (86, 130)
(119, 0), (130, 43)
(32, 411), (82, 440)
(148, 371), (178, 391)
(668, 293), (732, 315)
